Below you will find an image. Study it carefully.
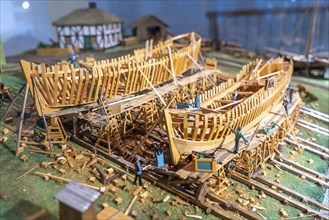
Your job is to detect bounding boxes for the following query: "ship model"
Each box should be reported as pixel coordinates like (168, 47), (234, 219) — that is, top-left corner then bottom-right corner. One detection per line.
(14, 32), (323, 219)
(164, 57), (293, 165)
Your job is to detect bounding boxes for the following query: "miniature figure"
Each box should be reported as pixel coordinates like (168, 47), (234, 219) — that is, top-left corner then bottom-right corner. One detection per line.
(133, 155), (143, 186)
(194, 90), (200, 109)
(97, 91), (106, 116)
(283, 97), (289, 115)
(233, 90), (238, 101)
(229, 125), (249, 153)
(68, 46), (79, 67)
(288, 87), (297, 103)
(153, 142), (164, 168)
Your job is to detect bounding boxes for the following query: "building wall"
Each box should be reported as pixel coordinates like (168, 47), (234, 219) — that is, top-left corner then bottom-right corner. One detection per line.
(57, 23), (122, 49)
(136, 20), (166, 41)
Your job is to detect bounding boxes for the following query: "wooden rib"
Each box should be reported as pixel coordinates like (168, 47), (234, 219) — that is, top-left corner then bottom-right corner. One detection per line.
(69, 67), (77, 104)
(87, 68), (96, 102)
(80, 70), (89, 103)
(61, 66), (68, 105)
(93, 67), (103, 102)
(104, 67), (113, 97)
(192, 115), (200, 140)
(41, 64), (52, 105)
(74, 69), (84, 105)
(53, 65), (59, 106)
(200, 115), (208, 141)
(124, 63), (132, 94)
(114, 65), (121, 97)
(100, 67), (108, 97)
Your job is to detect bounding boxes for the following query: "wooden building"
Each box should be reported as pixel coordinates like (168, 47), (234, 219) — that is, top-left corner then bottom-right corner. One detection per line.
(129, 15), (168, 42)
(52, 3), (123, 50)
(54, 181), (101, 220)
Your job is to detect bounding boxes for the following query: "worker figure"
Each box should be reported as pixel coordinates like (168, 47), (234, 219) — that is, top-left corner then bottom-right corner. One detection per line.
(133, 155), (143, 186)
(283, 97), (289, 115)
(194, 90), (200, 110)
(154, 142), (165, 168)
(288, 87), (296, 103)
(232, 90), (238, 108)
(98, 91), (106, 116)
(68, 46), (79, 67)
(233, 90), (238, 101)
(229, 125), (249, 153)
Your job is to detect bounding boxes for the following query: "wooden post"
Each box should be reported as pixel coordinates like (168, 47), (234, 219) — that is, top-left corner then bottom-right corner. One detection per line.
(162, 63), (181, 86)
(16, 83), (29, 156)
(305, 0), (319, 60)
(32, 78), (53, 152)
(185, 53), (216, 87)
(167, 46), (176, 76)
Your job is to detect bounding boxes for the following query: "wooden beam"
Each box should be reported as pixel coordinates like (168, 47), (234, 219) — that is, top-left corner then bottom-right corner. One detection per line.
(254, 174), (329, 212)
(124, 195), (138, 215)
(276, 156), (328, 181)
(207, 192), (263, 220)
(258, 71), (282, 80)
(232, 173), (328, 219)
(213, 98), (246, 111)
(269, 159), (329, 187)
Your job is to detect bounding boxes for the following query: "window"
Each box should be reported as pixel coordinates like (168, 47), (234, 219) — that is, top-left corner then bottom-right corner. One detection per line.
(65, 36), (72, 45)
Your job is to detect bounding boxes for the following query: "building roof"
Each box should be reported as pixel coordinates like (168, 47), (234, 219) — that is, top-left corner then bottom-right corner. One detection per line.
(54, 181), (101, 213)
(53, 8), (123, 26)
(129, 15), (169, 28)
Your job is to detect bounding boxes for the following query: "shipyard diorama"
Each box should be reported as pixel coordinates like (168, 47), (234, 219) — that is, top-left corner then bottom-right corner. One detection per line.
(0, 1), (328, 220)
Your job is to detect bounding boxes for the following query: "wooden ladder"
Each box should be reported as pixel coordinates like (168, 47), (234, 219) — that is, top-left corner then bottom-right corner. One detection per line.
(142, 101), (158, 131)
(47, 117), (68, 145)
(94, 118), (124, 155)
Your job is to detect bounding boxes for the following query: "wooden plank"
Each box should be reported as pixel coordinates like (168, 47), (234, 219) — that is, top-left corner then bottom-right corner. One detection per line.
(124, 195), (138, 215)
(270, 159), (329, 187)
(292, 135), (329, 154)
(114, 65), (121, 97)
(80, 70), (90, 103)
(285, 138), (329, 159)
(87, 68), (96, 102)
(93, 67), (103, 101)
(41, 64), (52, 105)
(61, 66), (68, 105)
(300, 108), (329, 123)
(276, 156), (328, 181)
(232, 173), (328, 220)
(53, 65), (59, 106)
(297, 119), (329, 135)
(69, 67), (76, 104)
(254, 174), (329, 211)
(74, 69), (84, 105)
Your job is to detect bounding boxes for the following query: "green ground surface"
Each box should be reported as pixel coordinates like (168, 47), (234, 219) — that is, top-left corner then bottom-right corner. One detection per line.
(1, 52), (328, 220)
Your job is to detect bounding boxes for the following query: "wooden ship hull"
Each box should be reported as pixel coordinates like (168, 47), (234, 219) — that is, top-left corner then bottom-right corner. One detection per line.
(164, 57), (293, 165)
(19, 32), (201, 116)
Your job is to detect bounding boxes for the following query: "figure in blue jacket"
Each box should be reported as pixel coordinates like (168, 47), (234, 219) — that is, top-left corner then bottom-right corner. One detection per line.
(233, 90), (238, 101)
(194, 90), (200, 110)
(229, 125), (249, 153)
(288, 87), (296, 103)
(68, 46), (79, 67)
(133, 155), (143, 186)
